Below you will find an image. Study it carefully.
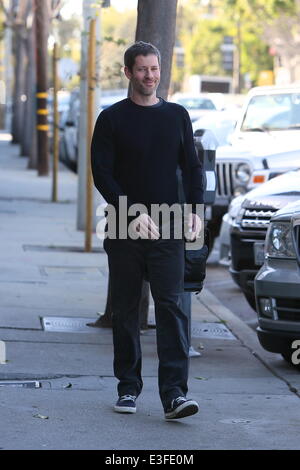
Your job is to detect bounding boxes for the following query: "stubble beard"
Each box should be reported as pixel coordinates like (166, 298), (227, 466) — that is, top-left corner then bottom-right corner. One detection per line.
(132, 79), (159, 97)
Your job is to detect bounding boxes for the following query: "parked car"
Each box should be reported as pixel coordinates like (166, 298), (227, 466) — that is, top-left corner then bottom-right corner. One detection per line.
(59, 88), (80, 171)
(224, 170), (300, 310)
(209, 84), (300, 249)
(219, 147), (300, 265)
(47, 89), (71, 150)
(170, 92), (225, 122)
(60, 89), (127, 172)
(255, 199), (300, 367)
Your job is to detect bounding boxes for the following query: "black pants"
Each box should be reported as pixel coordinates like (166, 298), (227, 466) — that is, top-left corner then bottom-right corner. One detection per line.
(104, 236), (189, 411)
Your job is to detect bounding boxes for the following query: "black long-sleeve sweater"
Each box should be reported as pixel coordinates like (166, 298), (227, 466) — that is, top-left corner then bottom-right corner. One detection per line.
(91, 98), (203, 212)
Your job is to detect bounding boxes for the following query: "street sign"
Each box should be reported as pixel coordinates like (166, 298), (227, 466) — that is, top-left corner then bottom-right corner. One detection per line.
(221, 36), (235, 71)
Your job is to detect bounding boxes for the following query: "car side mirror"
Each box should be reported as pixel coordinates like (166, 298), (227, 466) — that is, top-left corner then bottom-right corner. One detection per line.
(194, 128), (206, 137)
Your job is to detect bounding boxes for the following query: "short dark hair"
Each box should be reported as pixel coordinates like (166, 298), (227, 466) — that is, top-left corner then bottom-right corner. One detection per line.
(124, 41), (161, 72)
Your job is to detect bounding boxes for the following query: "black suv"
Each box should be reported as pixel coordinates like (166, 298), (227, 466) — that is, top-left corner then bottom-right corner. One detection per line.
(229, 169), (300, 310)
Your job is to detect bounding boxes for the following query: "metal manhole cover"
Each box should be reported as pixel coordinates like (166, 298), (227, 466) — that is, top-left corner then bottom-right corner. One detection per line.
(191, 322), (236, 340)
(0, 381), (41, 388)
(140, 315), (236, 340)
(42, 316), (99, 333)
(40, 266), (104, 279)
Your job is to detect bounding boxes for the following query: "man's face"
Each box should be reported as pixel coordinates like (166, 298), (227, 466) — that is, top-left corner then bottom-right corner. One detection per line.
(125, 54), (161, 97)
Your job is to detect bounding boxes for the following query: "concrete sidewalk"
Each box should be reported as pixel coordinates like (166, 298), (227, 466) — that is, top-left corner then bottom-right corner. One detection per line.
(0, 132), (299, 451)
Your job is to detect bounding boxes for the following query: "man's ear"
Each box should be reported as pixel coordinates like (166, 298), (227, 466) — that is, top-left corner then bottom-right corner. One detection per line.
(124, 66), (132, 80)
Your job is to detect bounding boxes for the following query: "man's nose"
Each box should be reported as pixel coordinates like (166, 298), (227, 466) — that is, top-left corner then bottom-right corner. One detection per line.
(145, 68), (153, 78)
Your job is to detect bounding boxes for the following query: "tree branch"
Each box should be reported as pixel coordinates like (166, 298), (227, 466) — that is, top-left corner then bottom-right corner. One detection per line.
(15, 0), (29, 25)
(0, 0), (9, 18)
(50, 0), (64, 19)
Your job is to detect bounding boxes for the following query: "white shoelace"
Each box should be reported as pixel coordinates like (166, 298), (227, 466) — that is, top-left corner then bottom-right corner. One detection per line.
(172, 396), (186, 406)
(119, 395), (136, 402)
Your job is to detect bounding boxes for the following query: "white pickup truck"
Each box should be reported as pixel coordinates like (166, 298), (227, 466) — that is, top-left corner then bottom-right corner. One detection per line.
(208, 84), (300, 246)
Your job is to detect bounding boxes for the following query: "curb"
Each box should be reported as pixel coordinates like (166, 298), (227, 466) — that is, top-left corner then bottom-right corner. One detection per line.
(197, 288), (300, 398)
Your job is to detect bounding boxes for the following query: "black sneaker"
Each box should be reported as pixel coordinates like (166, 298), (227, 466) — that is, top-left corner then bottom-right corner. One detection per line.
(114, 395), (137, 414)
(165, 396), (199, 420)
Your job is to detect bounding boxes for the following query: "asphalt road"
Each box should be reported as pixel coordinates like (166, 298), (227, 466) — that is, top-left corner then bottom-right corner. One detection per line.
(205, 238), (258, 331)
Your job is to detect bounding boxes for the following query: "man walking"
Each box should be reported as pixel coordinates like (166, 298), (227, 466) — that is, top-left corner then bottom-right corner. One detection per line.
(91, 41), (203, 419)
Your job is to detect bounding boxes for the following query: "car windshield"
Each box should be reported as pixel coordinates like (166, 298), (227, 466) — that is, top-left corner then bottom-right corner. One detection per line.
(177, 97), (216, 110)
(241, 93), (300, 131)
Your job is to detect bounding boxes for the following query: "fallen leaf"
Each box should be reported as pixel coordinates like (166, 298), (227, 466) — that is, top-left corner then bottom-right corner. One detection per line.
(33, 414), (49, 420)
(194, 376), (208, 381)
(63, 383), (72, 389)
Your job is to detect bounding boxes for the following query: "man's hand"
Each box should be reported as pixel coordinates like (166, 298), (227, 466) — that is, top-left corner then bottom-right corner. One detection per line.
(131, 214), (160, 240)
(185, 213), (202, 242)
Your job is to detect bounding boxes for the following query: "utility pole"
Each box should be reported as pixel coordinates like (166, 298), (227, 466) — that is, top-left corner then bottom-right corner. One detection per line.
(35, 0), (49, 176)
(85, 19), (96, 252)
(77, 0), (103, 232)
(52, 42), (59, 201)
(234, 15), (242, 94)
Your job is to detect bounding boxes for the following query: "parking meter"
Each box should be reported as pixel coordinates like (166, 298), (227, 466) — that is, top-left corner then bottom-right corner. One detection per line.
(194, 128), (218, 205)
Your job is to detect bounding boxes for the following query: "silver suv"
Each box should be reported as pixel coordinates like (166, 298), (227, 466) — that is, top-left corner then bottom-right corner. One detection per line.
(216, 85), (300, 200)
(255, 200), (300, 367)
(209, 85), (300, 247)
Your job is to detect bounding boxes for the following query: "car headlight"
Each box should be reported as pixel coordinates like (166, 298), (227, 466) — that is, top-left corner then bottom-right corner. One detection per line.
(235, 208), (245, 225)
(265, 222), (296, 259)
(236, 163), (251, 184)
(228, 195), (244, 218)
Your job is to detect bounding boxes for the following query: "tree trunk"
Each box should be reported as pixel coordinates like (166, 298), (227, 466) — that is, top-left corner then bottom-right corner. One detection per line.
(88, 275), (150, 330)
(11, 24), (27, 144)
(94, 0), (178, 330)
(35, 0), (49, 175)
(23, 6), (37, 165)
(26, 10), (38, 169)
(135, 0), (178, 100)
(135, 0), (178, 324)
(11, 0), (30, 144)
